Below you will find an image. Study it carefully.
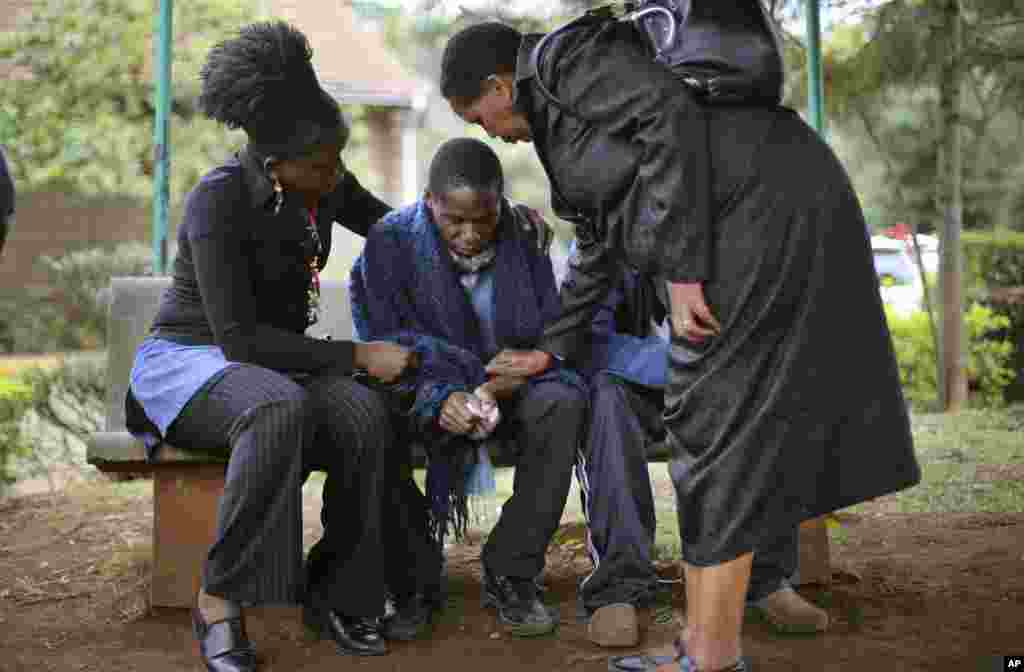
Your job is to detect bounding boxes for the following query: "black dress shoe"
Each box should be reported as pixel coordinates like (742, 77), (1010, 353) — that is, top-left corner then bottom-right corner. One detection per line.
(481, 565), (556, 637)
(191, 607), (257, 672)
(381, 592), (437, 641)
(302, 599), (387, 656)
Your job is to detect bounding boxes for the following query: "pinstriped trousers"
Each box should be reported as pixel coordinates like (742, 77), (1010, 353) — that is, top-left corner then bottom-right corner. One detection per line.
(166, 363), (434, 618)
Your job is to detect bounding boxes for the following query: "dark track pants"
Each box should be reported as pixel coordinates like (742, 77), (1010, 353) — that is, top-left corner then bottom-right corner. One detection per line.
(578, 373), (663, 611)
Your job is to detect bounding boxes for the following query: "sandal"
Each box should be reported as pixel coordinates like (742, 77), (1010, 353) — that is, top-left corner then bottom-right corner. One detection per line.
(608, 638), (751, 672)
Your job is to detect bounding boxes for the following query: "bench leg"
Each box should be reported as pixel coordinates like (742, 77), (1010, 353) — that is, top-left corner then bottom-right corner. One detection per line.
(795, 515), (832, 586)
(151, 466), (225, 608)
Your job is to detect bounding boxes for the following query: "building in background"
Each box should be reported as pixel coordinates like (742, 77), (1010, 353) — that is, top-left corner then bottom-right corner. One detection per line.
(0, 0), (426, 292)
(266, 0), (427, 282)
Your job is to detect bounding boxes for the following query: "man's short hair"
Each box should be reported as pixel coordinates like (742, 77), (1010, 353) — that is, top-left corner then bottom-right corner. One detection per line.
(440, 22), (522, 105)
(427, 138), (504, 197)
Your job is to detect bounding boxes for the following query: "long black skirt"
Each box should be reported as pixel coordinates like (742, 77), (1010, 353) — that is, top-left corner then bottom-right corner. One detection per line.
(663, 109), (921, 567)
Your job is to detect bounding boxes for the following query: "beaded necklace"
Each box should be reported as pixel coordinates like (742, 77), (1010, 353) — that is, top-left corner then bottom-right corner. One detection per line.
(305, 208), (323, 327)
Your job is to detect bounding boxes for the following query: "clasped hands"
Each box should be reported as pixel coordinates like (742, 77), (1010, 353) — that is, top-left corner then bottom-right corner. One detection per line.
(439, 348), (552, 436)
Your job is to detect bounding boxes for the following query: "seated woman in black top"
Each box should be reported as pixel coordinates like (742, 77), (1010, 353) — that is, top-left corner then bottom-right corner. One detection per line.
(125, 22), (434, 670)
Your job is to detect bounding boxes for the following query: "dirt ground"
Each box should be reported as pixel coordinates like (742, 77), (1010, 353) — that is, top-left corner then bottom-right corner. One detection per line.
(1, 483), (1021, 672)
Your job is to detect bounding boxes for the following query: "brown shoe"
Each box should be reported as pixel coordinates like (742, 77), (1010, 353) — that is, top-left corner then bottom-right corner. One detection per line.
(747, 586), (829, 634)
(589, 603), (639, 648)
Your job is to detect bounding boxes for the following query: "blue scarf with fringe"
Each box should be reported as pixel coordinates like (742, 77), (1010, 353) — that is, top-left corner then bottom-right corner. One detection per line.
(351, 200), (583, 540)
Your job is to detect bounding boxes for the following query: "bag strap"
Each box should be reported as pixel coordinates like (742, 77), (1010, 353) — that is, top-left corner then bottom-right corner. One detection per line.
(531, 2), (682, 119)
(530, 7), (621, 120)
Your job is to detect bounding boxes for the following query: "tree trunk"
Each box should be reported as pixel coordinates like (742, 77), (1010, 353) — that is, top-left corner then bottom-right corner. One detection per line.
(937, 0), (968, 412)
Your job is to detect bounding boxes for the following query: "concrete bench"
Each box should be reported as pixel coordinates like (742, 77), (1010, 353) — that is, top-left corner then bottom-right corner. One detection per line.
(86, 276), (363, 607)
(87, 276), (830, 609)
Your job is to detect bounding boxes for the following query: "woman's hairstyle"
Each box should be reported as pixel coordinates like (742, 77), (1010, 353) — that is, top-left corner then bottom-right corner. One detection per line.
(199, 21), (346, 159)
(427, 138), (504, 197)
(440, 22), (522, 105)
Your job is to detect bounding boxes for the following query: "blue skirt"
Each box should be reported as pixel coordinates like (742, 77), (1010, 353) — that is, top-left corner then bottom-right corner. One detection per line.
(129, 336), (230, 441)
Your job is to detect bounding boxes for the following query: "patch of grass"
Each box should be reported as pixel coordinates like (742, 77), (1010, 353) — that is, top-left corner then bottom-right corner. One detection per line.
(827, 523), (851, 547)
(0, 354), (64, 378)
(848, 407), (1024, 514)
(0, 351), (104, 378)
(56, 476), (152, 516)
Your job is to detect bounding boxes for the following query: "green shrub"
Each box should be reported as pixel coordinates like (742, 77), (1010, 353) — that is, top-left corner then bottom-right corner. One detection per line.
(962, 230), (1024, 290)
(961, 230), (1024, 402)
(983, 300), (1024, 402)
(0, 242), (152, 354)
(0, 377), (33, 491)
(887, 303), (1015, 409)
(4, 356), (106, 489)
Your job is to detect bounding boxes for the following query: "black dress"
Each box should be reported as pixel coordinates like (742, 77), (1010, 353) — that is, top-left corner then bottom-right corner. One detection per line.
(529, 21), (921, 566)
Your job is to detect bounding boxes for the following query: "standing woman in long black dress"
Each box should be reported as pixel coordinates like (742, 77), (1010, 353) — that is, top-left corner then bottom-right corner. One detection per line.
(439, 19), (921, 672)
(126, 22), (438, 671)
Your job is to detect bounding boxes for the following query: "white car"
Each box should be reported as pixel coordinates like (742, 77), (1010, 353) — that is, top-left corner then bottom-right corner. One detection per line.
(871, 235), (924, 316)
(907, 233), (940, 275)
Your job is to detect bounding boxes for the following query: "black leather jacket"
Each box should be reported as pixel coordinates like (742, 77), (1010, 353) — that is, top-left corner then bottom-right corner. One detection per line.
(525, 21), (781, 362)
(519, 22), (713, 360)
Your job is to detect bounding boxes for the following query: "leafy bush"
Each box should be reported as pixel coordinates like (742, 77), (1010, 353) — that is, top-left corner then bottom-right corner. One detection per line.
(0, 242), (152, 354)
(962, 230), (1024, 401)
(982, 300), (1024, 402)
(962, 230), (1024, 290)
(887, 303), (1015, 409)
(7, 355), (106, 490)
(0, 377), (32, 492)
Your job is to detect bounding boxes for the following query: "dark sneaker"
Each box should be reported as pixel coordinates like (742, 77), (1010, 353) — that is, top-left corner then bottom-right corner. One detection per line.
(381, 592), (437, 641)
(482, 566), (557, 637)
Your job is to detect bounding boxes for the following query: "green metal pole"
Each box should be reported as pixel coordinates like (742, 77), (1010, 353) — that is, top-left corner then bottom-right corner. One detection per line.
(152, 0), (172, 275)
(805, 0), (825, 135)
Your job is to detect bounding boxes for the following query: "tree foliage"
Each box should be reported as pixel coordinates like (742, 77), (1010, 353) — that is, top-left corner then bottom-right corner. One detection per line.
(796, 0), (1024, 232)
(0, 0), (255, 203)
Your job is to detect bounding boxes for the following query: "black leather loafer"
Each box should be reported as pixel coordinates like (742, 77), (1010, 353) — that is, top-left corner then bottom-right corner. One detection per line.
(303, 600), (387, 656)
(191, 607), (257, 672)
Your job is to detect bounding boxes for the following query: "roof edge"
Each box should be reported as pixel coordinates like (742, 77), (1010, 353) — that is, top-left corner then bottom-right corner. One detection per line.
(323, 82), (413, 109)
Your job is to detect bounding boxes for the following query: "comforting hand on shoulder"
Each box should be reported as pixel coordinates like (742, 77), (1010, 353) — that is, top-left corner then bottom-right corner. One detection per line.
(510, 203), (555, 254)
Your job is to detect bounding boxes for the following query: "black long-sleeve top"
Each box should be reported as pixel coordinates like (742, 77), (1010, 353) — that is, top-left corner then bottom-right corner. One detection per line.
(149, 148), (390, 374)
